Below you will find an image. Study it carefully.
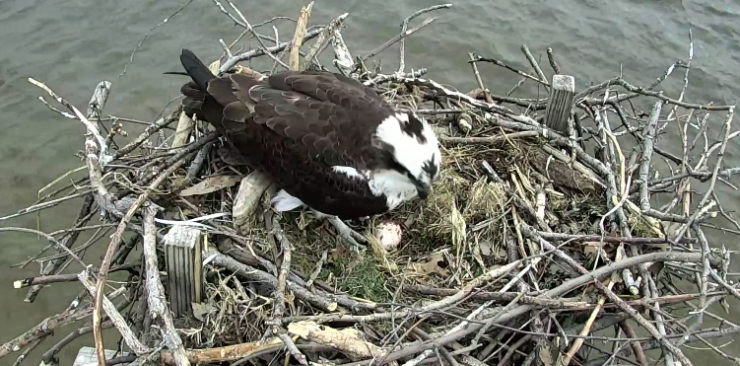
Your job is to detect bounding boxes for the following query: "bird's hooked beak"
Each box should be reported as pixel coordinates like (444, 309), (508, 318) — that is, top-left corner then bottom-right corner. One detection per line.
(414, 180), (432, 199)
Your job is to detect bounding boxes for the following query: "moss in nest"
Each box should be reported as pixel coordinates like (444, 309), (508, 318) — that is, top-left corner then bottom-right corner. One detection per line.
(264, 211), (394, 303)
(279, 212), (339, 275)
(323, 254), (389, 302)
(290, 244), (324, 275)
(548, 191), (608, 231)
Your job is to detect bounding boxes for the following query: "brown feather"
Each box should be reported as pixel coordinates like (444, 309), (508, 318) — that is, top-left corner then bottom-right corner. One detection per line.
(178, 54), (401, 218)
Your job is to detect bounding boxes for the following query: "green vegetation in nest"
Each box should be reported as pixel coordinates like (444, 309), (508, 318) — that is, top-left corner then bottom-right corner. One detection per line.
(322, 254), (390, 302)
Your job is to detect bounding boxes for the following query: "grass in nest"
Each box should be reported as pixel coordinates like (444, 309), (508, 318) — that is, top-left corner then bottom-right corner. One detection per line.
(389, 145), (509, 254)
(182, 267), (272, 348)
(247, 143), (515, 302)
(323, 254), (390, 302)
(273, 211), (392, 302)
(229, 136), (626, 306)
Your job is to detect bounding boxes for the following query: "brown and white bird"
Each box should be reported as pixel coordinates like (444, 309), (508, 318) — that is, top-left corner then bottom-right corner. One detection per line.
(175, 48), (441, 250)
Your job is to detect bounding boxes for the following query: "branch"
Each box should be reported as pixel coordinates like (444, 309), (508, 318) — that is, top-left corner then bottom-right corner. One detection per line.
(77, 272), (150, 356)
(28, 78), (111, 163)
(219, 26), (324, 73)
(142, 204), (190, 366)
(639, 101), (663, 211)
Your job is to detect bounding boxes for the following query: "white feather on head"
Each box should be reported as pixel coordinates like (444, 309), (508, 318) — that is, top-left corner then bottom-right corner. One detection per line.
(330, 111), (442, 210)
(374, 112), (441, 183)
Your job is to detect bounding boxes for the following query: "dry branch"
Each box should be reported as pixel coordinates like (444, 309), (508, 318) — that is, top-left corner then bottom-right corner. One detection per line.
(288, 321), (387, 360)
(289, 2), (313, 71)
(77, 272), (150, 356)
(142, 204), (190, 366)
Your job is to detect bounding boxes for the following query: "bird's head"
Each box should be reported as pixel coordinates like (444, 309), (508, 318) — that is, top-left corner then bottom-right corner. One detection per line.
(372, 112), (441, 200)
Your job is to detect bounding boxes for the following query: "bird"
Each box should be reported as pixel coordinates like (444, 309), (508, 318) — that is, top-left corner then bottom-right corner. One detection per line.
(173, 48), (441, 251)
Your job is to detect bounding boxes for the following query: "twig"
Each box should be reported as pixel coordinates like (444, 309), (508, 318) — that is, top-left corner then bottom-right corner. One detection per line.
(90, 156), (191, 366)
(0, 287), (120, 359)
(560, 274), (616, 366)
(439, 131), (540, 144)
(41, 321), (116, 365)
(0, 227), (86, 269)
(647, 274), (675, 366)
(28, 78), (111, 164)
(77, 271), (151, 358)
(329, 18), (355, 75)
(639, 101), (663, 211)
(115, 113), (179, 159)
(361, 16), (438, 61)
(219, 26), (324, 73)
(673, 106), (736, 245)
(119, 0), (195, 78)
(265, 212), (307, 365)
(397, 4), (453, 73)
(281, 260), (522, 324)
(20, 196), (94, 302)
(340, 248), (706, 366)
(0, 191), (90, 223)
(525, 225), (696, 366)
(10, 339), (41, 366)
(207, 248), (338, 312)
(595, 78), (733, 111)
(535, 231), (691, 244)
(619, 321), (648, 366)
(520, 45), (548, 87)
(14, 263), (145, 289)
(160, 338), (286, 364)
(289, 2), (314, 71)
(468, 52), (494, 105)
(663, 29), (694, 129)
(398, 76), (519, 116)
(471, 55), (549, 87)
(546, 47), (561, 74)
(142, 204), (190, 366)
(270, 218), (290, 320)
(14, 273), (80, 288)
(597, 280), (694, 366)
(301, 13), (348, 70)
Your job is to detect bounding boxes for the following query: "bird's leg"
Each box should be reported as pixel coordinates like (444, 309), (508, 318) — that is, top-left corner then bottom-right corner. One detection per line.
(311, 209), (367, 252)
(327, 215), (368, 253)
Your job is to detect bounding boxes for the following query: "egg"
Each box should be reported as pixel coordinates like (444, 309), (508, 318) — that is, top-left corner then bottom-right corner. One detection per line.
(376, 220), (402, 250)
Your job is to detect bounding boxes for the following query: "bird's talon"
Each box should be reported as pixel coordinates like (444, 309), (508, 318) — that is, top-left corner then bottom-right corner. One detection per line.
(349, 229), (368, 244)
(327, 215), (367, 253)
(343, 235), (366, 254)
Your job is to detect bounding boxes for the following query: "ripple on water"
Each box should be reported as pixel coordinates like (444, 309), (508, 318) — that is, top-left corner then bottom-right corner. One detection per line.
(1, 1), (740, 366)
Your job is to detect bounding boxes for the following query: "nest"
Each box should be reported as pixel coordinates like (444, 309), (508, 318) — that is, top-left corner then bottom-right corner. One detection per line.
(3, 3), (739, 366)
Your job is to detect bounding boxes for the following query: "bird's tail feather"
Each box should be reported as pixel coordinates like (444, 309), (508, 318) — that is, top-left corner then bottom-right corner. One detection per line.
(179, 48), (215, 90)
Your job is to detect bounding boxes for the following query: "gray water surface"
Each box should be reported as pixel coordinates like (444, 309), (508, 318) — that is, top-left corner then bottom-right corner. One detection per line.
(1, 0), (739, 365)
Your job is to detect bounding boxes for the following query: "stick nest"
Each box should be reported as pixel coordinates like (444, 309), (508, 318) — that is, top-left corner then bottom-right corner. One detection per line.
(3, 3), (740, 366)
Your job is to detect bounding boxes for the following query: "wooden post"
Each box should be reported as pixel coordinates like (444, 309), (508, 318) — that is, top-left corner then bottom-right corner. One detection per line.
(544, 74), (576, 136)
(163, 226), (204, 318)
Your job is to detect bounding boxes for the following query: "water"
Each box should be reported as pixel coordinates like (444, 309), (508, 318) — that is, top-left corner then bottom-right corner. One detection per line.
(0, 0), (738, 365)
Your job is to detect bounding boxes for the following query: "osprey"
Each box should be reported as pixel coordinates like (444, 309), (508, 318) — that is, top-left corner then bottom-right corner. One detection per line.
(175, 48), (441, 250)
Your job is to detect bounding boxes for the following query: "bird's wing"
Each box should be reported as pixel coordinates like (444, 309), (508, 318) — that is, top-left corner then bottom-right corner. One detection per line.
(204, 71), (396, 169)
